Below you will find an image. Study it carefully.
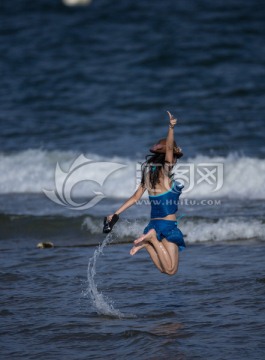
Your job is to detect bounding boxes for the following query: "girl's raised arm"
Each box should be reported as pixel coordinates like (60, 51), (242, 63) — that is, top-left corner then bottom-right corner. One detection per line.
(165, 111), (177, 165)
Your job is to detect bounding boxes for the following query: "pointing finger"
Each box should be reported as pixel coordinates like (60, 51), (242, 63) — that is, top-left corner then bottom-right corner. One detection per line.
(167, 111), (173, 119)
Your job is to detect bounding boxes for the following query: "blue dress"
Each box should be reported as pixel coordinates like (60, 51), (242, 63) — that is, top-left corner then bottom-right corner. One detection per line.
(143, 181), (186, 251)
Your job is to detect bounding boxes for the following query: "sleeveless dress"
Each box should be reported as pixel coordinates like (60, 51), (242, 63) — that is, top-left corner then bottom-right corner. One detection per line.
(143, 181), (186, 251)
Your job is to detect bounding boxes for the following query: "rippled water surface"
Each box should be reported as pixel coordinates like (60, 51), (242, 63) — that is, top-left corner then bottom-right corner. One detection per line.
(1, 237), (265, 359)
(1, 0), (265, 358)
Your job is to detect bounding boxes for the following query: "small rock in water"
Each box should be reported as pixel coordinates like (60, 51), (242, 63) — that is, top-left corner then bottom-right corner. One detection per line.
(37, 242), (54, 249)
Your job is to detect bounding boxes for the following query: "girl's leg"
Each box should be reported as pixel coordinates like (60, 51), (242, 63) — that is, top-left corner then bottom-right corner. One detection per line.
(132, 229), (178, 275)
(130, 240), (165, 273)
(161, 239), (179, 275)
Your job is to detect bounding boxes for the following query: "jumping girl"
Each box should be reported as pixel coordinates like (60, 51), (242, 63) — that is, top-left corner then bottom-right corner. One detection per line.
(107, 111), (185, 275)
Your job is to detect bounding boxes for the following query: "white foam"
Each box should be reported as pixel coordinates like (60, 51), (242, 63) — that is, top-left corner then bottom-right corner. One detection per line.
(0, 149), (264, 200)
(182, 153), (265, 200)
(82, 217), (144, 239)
(82, 217), (102, 234)
(184, 218), (265, 243)
(62, 0), (92, 6)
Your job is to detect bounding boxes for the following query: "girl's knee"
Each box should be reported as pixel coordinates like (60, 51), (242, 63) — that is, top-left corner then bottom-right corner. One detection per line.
(163, 266), (178, 276)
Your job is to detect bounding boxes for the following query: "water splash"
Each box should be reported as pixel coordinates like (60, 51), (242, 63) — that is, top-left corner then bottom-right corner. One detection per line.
(84, 234), (126, 318)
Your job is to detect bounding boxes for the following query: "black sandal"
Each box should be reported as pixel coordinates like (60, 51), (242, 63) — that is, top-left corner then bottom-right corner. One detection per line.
(103, 214), (119, 233)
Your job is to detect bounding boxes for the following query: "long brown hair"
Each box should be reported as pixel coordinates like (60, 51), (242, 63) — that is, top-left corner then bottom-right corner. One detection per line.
(140, 153), (176, 189)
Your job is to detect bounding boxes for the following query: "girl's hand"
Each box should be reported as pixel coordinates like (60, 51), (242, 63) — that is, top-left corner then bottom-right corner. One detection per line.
(167, 111), (177, 128)
(107, 214), (114, 222)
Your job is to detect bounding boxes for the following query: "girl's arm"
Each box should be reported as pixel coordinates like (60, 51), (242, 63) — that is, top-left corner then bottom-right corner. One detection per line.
(165, 111), (177, 164)
(108, 184), (146, 220)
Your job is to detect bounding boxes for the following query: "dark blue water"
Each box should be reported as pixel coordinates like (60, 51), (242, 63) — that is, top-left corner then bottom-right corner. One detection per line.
(1, 0), (265, 359)
(1, 0), (264, 157)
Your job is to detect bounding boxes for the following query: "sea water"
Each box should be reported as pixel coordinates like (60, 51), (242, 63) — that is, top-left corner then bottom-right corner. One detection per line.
(1, 0), (265, 359)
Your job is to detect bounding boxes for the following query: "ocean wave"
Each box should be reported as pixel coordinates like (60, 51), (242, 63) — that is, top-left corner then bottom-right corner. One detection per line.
(1, 212), (264, 244)
(0, 149), (264, 200)
(182, 217), (265, 244)
(83, 216), (265, 244)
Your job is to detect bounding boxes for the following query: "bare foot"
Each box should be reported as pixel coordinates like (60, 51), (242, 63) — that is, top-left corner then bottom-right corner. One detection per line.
(134, 229), (156, 245)
(130, 242), (147, 256)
